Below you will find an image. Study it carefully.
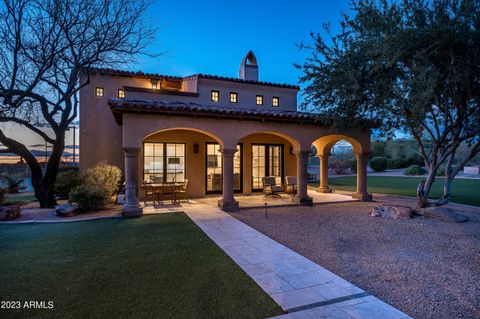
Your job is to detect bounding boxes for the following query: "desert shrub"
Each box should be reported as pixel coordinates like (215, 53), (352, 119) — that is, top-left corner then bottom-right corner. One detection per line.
(404, 165), (426, 176)
(54, 168), (80, 198)
(369, 156), (388, 172)
(435, 165), (446, 176)
(69, 165), (121, 211)
(330, 159), (353, 174)
(407, 155), (424, 166)
(387, 157), (409, 169)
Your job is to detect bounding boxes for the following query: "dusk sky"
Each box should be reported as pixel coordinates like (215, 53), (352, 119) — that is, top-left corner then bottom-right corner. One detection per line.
(5, 0), (352, 151)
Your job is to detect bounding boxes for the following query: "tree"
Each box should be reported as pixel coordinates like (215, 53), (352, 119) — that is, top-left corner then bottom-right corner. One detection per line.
(297, 0), (480, 208)
(0, 0), (155, 207)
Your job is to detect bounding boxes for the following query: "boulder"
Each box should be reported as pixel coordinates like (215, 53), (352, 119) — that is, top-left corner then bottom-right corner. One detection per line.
(415, 206), (468, 223)
(55, 203), (79, 217)
(0, 204), (21, 221)
(371, 205), (413, 220)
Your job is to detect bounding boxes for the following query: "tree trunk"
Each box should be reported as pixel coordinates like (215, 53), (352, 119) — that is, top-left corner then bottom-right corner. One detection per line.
(417, 169), (436, 208)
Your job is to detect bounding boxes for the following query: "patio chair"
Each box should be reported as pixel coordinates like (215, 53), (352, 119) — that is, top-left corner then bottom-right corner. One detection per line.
(176, 179), (189, 203)
(262, 177), (283, 197)
(285, 176), (297, 195)
(142, 182), (158, 205)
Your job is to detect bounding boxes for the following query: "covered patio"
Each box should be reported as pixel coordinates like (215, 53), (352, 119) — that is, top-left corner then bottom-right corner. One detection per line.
(109, 99), (375, 217)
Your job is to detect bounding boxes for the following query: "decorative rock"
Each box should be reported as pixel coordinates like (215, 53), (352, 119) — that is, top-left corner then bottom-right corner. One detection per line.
(415, 206), (468, 223)
(55, 203), (79, 217)
(371, 205), (413, 220)
(0, 204), (21, 221)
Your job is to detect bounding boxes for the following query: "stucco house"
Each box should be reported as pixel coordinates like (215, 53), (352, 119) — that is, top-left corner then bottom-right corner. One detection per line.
(79, 51), (373, 217)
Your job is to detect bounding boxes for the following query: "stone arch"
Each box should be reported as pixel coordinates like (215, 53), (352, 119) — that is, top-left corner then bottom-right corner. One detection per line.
(143, 127), (225, 148)
(236, 130), (302, 151)
(312, 134), (367, 156)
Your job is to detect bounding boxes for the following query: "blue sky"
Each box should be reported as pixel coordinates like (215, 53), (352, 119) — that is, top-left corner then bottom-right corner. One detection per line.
(136, 0), (351, 85)
(7, 0), (352, 150)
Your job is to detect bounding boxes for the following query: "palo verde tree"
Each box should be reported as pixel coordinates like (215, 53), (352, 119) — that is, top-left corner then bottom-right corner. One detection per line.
(297, 0), (480, 208)
(0, 0), (155, 207)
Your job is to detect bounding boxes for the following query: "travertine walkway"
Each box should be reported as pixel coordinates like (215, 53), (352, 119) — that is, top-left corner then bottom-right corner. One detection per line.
(183, 205), (413, 319)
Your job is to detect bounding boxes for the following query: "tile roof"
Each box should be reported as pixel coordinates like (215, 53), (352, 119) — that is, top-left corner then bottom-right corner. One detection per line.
(86, 67), (299, 89)
(108, 98), (338, 126)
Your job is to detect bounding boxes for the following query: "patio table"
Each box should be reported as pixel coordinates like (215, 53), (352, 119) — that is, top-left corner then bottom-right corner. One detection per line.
(149, 182), (183, 204)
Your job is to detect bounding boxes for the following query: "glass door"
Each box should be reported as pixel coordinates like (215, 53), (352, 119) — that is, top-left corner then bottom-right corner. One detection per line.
(252, 144), (284, 190)
(206, 143), (242, 193)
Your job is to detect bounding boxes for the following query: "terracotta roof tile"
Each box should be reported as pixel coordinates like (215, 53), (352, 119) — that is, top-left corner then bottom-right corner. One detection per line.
(85, 67), (299, 89)
(108, 98), (332, 125)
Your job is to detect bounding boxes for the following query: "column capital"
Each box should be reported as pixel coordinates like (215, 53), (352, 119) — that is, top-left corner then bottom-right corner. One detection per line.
(123, 147), (141, 156)
(292, 149), (311, 157)
(319, 154), (330, 160)
(219, 148), (237, 157)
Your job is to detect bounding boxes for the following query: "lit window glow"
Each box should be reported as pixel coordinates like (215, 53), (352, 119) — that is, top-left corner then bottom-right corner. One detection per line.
(272, 96), (279, 107)
(256, 95), (263, 105)
(95, 87), (104, 97)
(211, 90), (219, 102)
(230, 92), (238, 103)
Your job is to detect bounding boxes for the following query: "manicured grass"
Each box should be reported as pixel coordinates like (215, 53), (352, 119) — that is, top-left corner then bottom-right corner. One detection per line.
(0, 213), (283, 319)
(325, 176), (480, 207)
(4, 194), (37, 205)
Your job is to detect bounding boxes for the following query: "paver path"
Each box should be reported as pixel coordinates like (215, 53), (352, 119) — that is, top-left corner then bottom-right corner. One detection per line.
(184, 206), (413, 319)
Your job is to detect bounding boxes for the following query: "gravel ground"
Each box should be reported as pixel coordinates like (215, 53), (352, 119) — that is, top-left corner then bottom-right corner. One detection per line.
(231, 196), (480, 319)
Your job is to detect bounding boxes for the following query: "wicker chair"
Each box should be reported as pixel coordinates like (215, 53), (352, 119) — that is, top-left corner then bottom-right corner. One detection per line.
(262, 177), (283, 197)
(176, 179), (189, 203)
(285, 176), (297, 195)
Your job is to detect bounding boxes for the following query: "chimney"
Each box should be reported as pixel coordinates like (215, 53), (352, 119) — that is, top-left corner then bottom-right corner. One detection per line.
(239, 50), (258, 81)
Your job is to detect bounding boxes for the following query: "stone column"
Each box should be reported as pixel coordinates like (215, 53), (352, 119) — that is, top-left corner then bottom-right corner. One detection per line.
(352, 153), (373, 201)
(217, 148), (239, 211)
(293, 150), (313, 206)
(123, 147), (143, 217)
(317, 155), (332, 193)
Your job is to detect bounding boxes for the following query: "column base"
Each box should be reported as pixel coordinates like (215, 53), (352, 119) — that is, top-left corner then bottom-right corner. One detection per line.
(352, 193), (373, 202)
(316, 187), (332, 193)
(217, 199), (239, 212)
(292, 195), (313, 206)
(122, 205), (143, 218)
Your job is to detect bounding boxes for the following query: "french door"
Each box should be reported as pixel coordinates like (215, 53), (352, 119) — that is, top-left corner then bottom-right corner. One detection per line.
(206, 143), (242, 193)
(252, 144), (284, 190)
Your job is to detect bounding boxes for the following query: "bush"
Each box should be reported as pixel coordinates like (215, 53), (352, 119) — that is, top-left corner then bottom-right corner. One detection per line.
(387, 157), (410, 169)
(407, 155), (424, 166)
(69, 165), (121, 211)
(369, 156), (388, 172)
(55, 168), (80, 198)
(329, 158), (355, 175)
(404, 165), (426, 176)
(435, 165), (446, 177)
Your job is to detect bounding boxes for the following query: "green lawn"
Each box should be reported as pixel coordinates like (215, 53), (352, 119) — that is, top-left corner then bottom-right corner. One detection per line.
(0, 213), (282, 319)
(326, 176), (480, 207)
(4, 194), (37, 205)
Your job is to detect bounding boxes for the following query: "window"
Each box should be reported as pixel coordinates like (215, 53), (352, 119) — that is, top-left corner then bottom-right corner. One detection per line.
(206, 143), (242, 193)
(211, 90), (219, 102)
(272, 96), (280, 107)
(144, 143), (185, 183)
(95, 87), (104, 97)
(230, 92), (238, 103)
(256, 95), (263, 105)
(118, 89), (125, 98)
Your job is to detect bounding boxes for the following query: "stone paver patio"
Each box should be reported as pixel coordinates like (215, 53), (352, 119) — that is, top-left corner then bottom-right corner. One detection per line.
(174, 200), (413, 319)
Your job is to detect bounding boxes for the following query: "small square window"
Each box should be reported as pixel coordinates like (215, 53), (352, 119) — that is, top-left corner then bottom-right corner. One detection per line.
(272, 96), (280, 107)
(211, 90), (219, 102)
(230, 92), (238, 103)
(95, 87), (104, 97)
(118, 89), (125, 98)
(256, 95), (263, 105)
